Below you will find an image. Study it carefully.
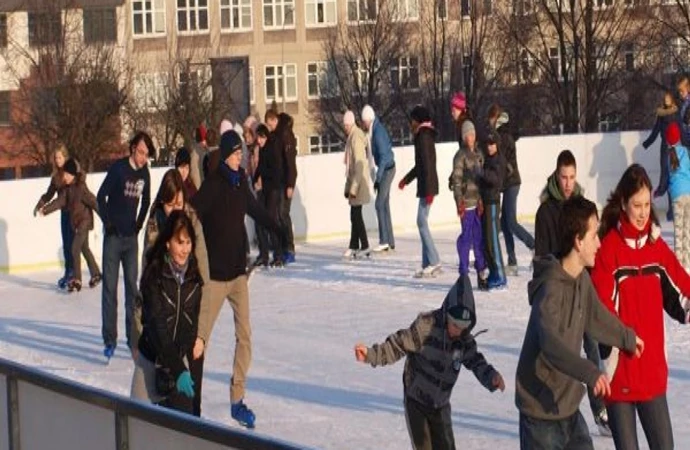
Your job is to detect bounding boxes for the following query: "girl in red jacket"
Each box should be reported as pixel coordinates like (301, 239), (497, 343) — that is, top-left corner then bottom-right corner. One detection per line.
(590, 164), (690, 450)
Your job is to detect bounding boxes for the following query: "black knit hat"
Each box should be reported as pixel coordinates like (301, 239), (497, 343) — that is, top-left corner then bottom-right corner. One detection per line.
(410, 105), (431, 123)
(63, 158), (78, 176)
(447, 305), (474, 329)
(175, 147), (191, 168)
(219, 130), (243, 161)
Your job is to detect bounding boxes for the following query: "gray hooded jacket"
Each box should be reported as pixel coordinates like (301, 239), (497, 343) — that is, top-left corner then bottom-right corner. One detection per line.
(515, 256), (637, 420)
(449, 146), (484, 208)
(365, 275), (499, 408)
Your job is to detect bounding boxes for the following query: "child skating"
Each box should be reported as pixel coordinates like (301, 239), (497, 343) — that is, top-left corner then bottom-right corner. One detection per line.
(354, 274), (505, 450)
(665, 122), (690, 269)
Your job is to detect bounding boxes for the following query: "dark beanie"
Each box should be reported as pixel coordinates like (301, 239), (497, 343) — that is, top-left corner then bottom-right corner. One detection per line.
(410, 105), (431, 123)
(175, 147), (191, 168)
(63, 158), (78, 176)
(219, 130), (243, 161)
(447, 305), (474, 329)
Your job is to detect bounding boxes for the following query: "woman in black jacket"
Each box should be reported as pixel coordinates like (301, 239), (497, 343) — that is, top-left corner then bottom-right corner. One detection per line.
(130, 210), (203, 414)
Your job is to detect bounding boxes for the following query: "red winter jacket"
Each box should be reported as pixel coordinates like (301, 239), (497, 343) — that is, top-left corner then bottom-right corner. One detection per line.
(590, 216), (690, 403)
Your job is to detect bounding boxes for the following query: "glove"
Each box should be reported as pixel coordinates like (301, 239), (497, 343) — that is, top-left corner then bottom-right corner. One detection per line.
(477, 200), (484, 217)
(374, 182), (379, 193)
(344, 192), (349, 199)
(176, 371), (195, 398)
(398, 179), (406, 190)
(642, 140), (651, 150)
(426, 195), (434, 206)
(457, 200), (466, 218)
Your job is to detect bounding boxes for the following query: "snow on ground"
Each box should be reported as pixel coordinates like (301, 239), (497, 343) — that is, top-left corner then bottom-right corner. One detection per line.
(1, 225), (690, 449)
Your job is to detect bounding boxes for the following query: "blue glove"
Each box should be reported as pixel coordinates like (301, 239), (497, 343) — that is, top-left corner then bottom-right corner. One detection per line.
(176, 371), (195, 398)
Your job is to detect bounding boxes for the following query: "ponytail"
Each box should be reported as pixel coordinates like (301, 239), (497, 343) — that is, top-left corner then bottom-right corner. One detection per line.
(670, 146), (680, 172)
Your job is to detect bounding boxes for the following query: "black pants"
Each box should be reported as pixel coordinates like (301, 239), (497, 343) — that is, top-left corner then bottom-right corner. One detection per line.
(582, 333), (605, 419)
(71, 229), (100, 282)
(188, 351), (204, 417)
(349, 206), (369, 250)
(256, 189), (283, 260)
(519, 411), (593, 450)
(607, 394), (673, 450)
(482, 202), (506, 281)
(280, 191), (295, 254)
(404, 398), (455, 450)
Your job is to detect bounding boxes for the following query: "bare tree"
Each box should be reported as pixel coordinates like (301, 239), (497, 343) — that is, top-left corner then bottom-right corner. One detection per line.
(0, 1), (130, 172)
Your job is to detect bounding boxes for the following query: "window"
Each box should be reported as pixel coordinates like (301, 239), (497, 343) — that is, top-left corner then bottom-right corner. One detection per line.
(133, 0), (166, 36)
(177, 0), (209, 33)
(221, 0), (252, 31)
(392, 0), (419, 20)
(520, 50), (536, 83)
(437, 0), (447, 19)
(391, 127), (412, 146)
(263, 0), (295, 28)
(353, 60), (374, 92)
(134, 72), (168, 110)
(348, 0), (377, 21)
(178, 66), (212, 104)
(595, 0), (613, 8)
(519, 0), (533, 14)
(249, 66), (255, 104)
(391, 57), (419, 91)
(28, 12), (62, 47)
(307, 61), (338, 98)
(549, 47), (561, 80)
(483, 0), (492, 14)
(547, 0), (570, 11)
(306, 0), (337, 26)
(83, 8), (117, 43)
(264, 64), (297, 102)
(595, 43), (613, 75)
(0, 14), (7, 48)
(668, 38), (689, 73)
(0, 91), (9, 125)
(461, 0), (471, 17)
(308, 135), (341, 153)
(624, 43), (635, 72)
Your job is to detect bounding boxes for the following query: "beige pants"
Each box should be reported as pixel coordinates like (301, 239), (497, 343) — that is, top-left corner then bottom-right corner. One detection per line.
(673, 195), (690, 270)
(130, 353), (165, 404)
(205, 277), (251, 403)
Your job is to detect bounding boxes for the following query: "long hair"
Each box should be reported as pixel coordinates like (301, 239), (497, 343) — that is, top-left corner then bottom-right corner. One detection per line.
(599, 164), (659, 238)
(51, 144), (69, 177)
(142, 210), (198, 283)
(670, 146), (680, 172)
(154, 169), (186, 208)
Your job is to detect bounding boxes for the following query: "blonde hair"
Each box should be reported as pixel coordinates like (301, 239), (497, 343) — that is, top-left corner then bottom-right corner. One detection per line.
(52, 144), (69, 177)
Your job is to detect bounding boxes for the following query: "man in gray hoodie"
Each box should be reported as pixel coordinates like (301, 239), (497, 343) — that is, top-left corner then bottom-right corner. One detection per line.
(354, 274), (505, 450)
(516, 196), (644, 449)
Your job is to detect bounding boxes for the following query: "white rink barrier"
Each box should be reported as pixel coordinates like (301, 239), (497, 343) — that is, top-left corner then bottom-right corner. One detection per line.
(0, 357), (310, 450)
(0, 130), (663, 273)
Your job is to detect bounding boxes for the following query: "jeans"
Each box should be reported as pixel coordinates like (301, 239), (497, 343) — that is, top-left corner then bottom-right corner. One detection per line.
(280, 190), (295, 254)
(101, 234), (139, 349)
(349, 205), (369, 250)
(657, 143), (674, 220)
(256, 189), (284, 260)
(607, 394), (674, 450)
(582, 333), (605, 418)
(501, 185), (535, 265)
(519, 411), (593, 450)
(71, 229), (100, 282)
(417, 199), (440, 267)
(482, 202), (505, 281)
(60, 209), (74, 277)
(375, 166), (396, 248)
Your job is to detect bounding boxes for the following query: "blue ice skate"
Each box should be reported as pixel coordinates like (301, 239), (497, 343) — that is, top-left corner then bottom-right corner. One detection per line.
(103, 344), (116, 364)
(231, 400), (256, 429)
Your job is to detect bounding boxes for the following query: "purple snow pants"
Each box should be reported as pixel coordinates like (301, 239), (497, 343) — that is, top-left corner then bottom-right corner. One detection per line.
(457, 208), (487, 276)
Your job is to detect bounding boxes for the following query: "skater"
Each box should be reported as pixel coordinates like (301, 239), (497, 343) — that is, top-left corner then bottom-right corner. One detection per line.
(478, 132), (507, 289)
(129, 168), (210, 417)
(591, 164), (690, 450)
(190, 124), (207, 188)
(399, 105), (441, 277)
(516, 196), (644, 450)
(277, 112), (298, 263)
(361, 105), (396, 253)
(354, 274), (505, 450)
(97, 131), (152, 360)
(191, 129), (281, 429)
(449, 120), (489, 290)
(130, 210), (202, 415)
(34, 145), (74, 289)
(487, 105), (534, 274)
(450, 91), (473, 148)
(39, 158), (102, 293)
(342, 111), (371, 259)
(533, 149), (609, 434)
(642, 90), (678, 221)
(665, 122), (690, 269)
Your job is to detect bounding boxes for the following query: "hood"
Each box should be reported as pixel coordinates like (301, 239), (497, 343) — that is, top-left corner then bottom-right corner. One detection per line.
(539, 171), (583, 204)
(416, 122), (437, 136)
(441, 274), (477, 332)
(527, 255), (574, 305)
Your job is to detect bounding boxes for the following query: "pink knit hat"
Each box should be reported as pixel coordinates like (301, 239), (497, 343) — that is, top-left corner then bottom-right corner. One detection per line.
(450, 92), (466, 110)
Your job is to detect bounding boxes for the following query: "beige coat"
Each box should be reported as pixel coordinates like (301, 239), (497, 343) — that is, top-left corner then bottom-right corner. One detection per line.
(344, 125), (372, 206)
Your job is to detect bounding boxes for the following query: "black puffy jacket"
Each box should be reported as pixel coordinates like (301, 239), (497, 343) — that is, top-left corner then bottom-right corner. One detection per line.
(138, 256), (203, 378)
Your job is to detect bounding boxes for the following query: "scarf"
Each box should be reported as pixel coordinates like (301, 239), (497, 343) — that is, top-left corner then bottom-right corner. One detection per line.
(220, 162), (242, 188)
(539, 171), (583, 203)
(165, 253), (189, 285)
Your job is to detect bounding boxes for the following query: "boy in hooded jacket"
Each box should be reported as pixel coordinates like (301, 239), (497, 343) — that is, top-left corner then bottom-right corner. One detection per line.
(354, 274), (505, 450)
(516, 196), (643, 449)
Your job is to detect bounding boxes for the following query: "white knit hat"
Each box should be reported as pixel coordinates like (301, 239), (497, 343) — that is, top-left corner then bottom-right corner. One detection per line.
(343, 110), (355, 126)
(219, 119), (233, 136)
(361, 105), (375, 123)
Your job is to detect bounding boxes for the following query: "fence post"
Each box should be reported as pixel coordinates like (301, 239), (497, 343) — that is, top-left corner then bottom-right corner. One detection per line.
(7, 377), (20, 450)
(115, 409), (128, 450)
